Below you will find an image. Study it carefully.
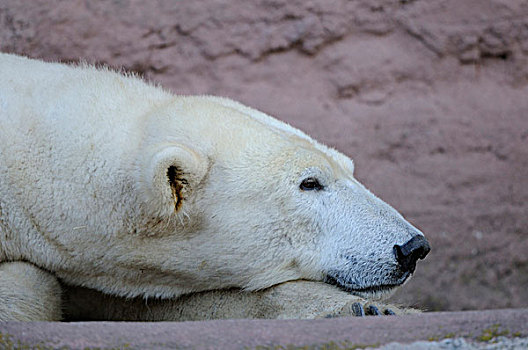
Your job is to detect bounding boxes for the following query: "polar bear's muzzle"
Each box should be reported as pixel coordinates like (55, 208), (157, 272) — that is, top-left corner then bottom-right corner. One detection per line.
(324, 235), (430, 299)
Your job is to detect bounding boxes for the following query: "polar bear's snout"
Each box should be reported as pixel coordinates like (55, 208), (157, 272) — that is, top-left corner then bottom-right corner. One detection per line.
(393, 235), (431, 274)
(314, 176), (432, 301)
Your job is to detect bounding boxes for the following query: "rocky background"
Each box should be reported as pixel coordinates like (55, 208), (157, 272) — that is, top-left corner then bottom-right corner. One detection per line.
(1, 0), (527, 312)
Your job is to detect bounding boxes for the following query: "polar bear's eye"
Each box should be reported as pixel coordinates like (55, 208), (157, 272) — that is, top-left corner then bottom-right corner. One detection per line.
(300, 177), (323, 191)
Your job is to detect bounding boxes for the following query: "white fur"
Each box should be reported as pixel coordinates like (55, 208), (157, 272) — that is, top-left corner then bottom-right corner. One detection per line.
(0, 53), (426, 320)
(0, 262), (62, 321)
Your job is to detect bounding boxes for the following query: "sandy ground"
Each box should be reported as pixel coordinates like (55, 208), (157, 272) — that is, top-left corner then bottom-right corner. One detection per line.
(1, 0), (527, 312)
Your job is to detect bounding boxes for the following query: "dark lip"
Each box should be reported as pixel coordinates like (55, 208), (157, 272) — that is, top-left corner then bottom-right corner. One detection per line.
(325, 272), (410, 294)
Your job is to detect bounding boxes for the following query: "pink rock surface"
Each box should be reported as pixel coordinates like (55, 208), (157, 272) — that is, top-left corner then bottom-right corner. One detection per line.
(1, 0), (527, 311)
(1, 309), (527, 349)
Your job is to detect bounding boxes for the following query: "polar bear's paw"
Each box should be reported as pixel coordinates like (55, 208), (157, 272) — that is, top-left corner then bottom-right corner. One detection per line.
(348, 302), (397, 317)
(64, 281), (419, 321)
(323, 298), (420, 318)
(0, 262), (62, 321)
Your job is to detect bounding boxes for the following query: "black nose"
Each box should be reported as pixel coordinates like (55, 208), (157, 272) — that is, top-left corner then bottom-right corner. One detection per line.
(393, 235), (431, 274)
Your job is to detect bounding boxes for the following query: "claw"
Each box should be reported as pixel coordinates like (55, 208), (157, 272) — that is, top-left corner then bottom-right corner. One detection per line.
(351, 302), (365, 317)
(366, 305), (382, 316)
(384, 308), (396, 315)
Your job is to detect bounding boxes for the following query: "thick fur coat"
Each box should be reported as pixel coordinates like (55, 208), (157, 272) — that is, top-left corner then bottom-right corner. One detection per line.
(0, 54), (429, 320)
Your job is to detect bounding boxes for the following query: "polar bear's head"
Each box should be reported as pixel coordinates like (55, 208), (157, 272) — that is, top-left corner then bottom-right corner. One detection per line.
(133, 96), (430, 300)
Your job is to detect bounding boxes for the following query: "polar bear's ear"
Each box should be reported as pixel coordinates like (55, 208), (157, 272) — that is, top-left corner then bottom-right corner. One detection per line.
(146, 144), (209, 215)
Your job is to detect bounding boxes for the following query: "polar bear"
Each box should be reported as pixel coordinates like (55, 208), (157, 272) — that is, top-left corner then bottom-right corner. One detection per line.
(0, 53), (430, 321)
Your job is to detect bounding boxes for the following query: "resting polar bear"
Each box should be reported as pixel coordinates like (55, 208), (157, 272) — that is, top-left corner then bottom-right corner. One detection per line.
(0, 53), (430, 321)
